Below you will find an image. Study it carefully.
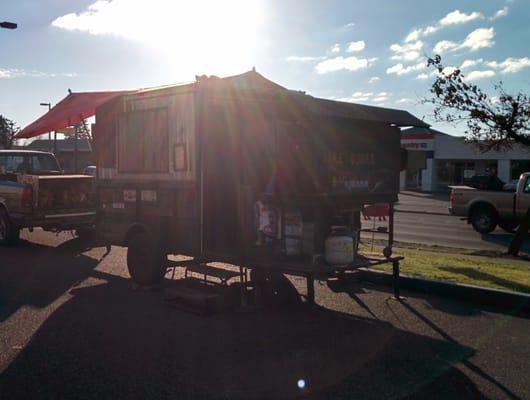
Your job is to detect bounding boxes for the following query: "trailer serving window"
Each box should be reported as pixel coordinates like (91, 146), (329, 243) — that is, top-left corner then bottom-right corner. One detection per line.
(117, 108), (169, 173)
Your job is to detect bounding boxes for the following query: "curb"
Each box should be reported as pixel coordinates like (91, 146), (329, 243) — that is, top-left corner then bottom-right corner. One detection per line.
(394, 208), (449, 216)
(355, 268), (530, 313)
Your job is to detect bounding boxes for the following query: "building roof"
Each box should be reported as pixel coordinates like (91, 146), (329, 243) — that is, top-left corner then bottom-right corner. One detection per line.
(19, 70), (429, 141)
(25, 137), (92, 152)
(124, 70), (430, 128)
(401, 126), (450, 137)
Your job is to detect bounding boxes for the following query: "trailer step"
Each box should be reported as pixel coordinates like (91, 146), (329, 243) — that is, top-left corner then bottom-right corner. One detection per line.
(185, 263), (241, 284)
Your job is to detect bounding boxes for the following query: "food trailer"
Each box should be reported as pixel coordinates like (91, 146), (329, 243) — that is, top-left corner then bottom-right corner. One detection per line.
(93, 70), (428, 303)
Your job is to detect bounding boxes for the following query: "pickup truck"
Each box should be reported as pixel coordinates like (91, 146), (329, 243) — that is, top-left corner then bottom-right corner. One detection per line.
(449, 172), (530, 234)
(0, 150), (95, 244)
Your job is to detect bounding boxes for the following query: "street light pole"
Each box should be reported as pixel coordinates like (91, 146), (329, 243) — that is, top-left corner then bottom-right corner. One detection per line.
(39, 102), (52, 152)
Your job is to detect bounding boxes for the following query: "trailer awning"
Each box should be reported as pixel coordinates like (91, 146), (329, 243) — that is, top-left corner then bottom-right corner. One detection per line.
(294, 96), (430, 128)
(16, 90), (134, 139)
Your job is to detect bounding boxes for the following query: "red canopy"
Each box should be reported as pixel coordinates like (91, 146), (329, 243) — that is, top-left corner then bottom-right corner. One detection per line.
(16, 90), (134, 139)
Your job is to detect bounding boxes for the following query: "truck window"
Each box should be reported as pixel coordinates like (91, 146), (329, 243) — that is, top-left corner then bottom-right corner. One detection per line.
(0, 154), (60, 173)
(524, 177), (530, 194)
(0, 155), (25, 173)
(31, 154), (61, 172)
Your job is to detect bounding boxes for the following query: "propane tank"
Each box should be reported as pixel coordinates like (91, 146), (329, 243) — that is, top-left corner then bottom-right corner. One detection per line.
(325, 226), (356, 265)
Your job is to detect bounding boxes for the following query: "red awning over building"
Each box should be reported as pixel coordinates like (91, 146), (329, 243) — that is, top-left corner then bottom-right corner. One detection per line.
(16, 90), (134, 139)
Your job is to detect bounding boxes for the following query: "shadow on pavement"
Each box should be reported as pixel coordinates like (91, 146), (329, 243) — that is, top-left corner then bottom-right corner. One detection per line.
(439, 266), (530, 294)
(400, 301), (520, 400)
(0, 269), (485, 400)
(0, 238), (101, 322)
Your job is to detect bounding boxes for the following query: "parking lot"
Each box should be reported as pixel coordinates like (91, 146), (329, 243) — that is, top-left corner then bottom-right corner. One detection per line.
(1, 230), (529, 399)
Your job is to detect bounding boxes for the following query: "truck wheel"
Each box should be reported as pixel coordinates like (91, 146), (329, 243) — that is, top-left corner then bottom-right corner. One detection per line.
(126, 231), (167, 285)
(470, 207), (497, 234)
(498, 220), (519, 234)
(0, 209), (19, 245)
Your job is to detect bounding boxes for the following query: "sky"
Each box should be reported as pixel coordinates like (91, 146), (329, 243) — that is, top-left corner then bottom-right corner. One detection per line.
(1, 0), (529, 138)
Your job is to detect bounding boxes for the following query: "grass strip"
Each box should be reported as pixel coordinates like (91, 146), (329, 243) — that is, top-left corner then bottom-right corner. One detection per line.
(360, 242), (530, 294)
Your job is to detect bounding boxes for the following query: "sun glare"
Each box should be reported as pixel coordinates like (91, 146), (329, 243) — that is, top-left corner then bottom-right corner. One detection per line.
(52, 0), (265, 77)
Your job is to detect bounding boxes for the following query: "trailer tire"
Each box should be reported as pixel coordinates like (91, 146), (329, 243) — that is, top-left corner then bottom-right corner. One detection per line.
(470, 205), (497, 234)
(126, 231), (167, 285)
(0, 208), (19, 245)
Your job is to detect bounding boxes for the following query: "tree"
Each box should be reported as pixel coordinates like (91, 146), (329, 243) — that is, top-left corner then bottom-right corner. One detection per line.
(425, 55), (530, 150)
(0, 115), (19, 149)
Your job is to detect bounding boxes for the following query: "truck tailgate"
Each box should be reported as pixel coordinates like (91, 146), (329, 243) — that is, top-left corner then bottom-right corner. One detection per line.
(35, 175), (94, 212)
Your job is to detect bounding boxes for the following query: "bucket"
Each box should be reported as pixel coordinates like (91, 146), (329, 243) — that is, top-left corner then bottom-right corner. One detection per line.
(325, 226), (358, 265)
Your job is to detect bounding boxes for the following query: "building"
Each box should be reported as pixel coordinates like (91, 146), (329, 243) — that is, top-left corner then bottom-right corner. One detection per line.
(24, 137), (94, 173)
(401, 127), (530, 191)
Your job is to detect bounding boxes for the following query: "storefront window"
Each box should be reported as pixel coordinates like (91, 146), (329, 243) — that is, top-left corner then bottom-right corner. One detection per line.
(436, 160), (475, 185)
(485, 161), (498, 177)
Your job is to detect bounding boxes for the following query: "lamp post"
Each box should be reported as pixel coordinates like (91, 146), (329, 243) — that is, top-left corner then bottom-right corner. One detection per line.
(0, 21), (17, 29)
(39, 102), (53, 152)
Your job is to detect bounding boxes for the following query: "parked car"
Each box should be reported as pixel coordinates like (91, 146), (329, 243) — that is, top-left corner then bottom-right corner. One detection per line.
(449, 172), (530, 233)
(0, 150), (95, 244)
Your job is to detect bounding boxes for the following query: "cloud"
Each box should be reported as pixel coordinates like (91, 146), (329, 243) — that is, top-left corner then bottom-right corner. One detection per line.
(368, 76), (380, 83)
(396, 98), (414, 104)
(286, 55), (325, 62)
(51, 0), (263, 71)
(460, 58), (483, 69)
(486, 57), (530, 74)
(338, 91), (391, 104)
(373, 92), (390, 102)
(0, 68), (77, 78)
(386, 61), (426, 75)
(404, 29), (421, 43)
(439, 10), (483, 26)
(330, 44), (341, 53)
(461, 27), (495, 51)
(389, 40), (423, 61)
(433, 40), (458, 54)
(433, 27), (495, 54)
(464, 70), (495, 81)
(315, 56), (376, 74)
(490, 7), (508, 21)
(346, 41), (365, 52)
(404, 9), (482, 43)
(416, 73), (429, 80)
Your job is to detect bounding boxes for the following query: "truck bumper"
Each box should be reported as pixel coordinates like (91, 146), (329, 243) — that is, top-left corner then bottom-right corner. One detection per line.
(11, 211), (96, 231)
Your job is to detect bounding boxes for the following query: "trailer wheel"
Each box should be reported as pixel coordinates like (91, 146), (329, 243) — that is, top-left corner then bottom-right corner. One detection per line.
(126, 231), (167, 285)
(470, 206), (497, 234)
(0, 209), (19, 245)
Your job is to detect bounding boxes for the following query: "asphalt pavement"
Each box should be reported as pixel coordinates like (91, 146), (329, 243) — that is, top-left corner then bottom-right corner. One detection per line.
(362, 190), (530, 253)
(1, 230), (529, 399)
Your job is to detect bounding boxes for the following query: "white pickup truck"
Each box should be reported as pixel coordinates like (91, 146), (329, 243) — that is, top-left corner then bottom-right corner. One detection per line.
(449, 172), (530, 234)
(0, 150), (95, 244)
